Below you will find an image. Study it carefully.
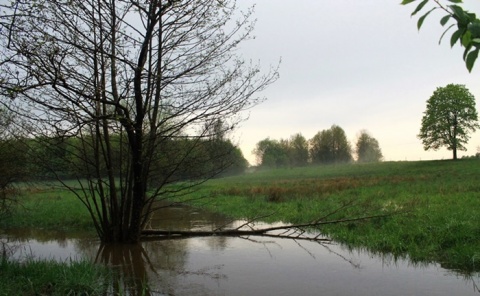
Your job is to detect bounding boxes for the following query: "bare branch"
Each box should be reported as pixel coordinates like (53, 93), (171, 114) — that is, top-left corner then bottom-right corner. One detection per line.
(141, 211), (404, 242)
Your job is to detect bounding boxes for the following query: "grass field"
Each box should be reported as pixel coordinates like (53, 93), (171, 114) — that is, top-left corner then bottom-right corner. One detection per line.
(183, 159), (480, 273)
(2, 186), (94, 230)
(0, 259), (111, 296)
(2, 159), (480, 274)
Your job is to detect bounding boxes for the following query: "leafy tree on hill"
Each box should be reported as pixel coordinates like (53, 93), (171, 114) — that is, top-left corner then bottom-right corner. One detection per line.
(310, 125), (352, 164)
(355, 130), (383, 163)
(418, 84), (479, 160)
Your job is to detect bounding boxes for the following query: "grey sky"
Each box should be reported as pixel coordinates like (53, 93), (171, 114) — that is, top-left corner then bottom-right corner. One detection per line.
(232, 0), (480, 164)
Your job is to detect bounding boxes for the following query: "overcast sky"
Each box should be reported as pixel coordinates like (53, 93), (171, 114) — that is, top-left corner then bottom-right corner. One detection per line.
(230, 0), (480, 165)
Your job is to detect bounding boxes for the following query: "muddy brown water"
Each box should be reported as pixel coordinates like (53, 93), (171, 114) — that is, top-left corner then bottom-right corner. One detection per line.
(1, 204), (479, 296)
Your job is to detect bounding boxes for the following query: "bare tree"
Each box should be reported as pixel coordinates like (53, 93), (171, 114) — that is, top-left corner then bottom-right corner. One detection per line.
(0, 0), (278, 243)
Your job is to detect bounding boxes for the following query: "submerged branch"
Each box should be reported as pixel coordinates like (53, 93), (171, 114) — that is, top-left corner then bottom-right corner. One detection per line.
(140, 211), (402, 242)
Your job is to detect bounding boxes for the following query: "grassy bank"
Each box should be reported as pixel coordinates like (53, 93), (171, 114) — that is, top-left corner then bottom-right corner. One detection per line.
(2, 186), (93, 230)
(2, 159), (479, 273)
(0, 259), (110, 296)
(184, 159), (480, 272)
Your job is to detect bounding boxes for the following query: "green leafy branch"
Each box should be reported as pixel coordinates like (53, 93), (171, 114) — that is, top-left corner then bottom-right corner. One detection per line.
(402, 0), (480, 72)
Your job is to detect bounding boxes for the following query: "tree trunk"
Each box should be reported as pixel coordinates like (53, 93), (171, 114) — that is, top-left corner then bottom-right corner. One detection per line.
(453, 114), (458, 160)
(127, 189), (145, 243)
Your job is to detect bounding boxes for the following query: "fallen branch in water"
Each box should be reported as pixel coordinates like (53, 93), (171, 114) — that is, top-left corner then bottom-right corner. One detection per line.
(140, 211), (401, 242)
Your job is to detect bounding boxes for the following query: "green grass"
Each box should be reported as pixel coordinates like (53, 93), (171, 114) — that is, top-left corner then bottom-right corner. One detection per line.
(3, 159), (480, 273)
(0, 187), (106, 295)
(0, 258), (111, 296)
(2, 187), (93, 230)
(183, 159), (480, 273)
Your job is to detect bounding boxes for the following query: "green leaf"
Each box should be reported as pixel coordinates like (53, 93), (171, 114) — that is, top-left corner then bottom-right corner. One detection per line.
(450, 5), (468, 24)
(401, 0), (417, 5)
(463, 44), (472, 60)
(440, 15), (451, 26)
(466, 48), (479, 72)
(467, 20), (480, 37)
(448, 0), (463, 3)
(439, 24), (455, 44)
(418, 8), (436, 29)
(466, 12), (477, 21)
(450, 29), (463, 46)
(412, 0), (429, 16)
(461, 30), (472, 46)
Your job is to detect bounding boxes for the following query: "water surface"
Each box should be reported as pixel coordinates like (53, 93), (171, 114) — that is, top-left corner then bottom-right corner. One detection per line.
(2, 204), (479, 295)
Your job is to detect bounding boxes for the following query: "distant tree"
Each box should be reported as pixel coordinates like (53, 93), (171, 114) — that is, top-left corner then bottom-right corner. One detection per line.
(402, 0), (480, 72)
(418, 84), (479, 160)
(355, 130), (383, 163)
(253, 138), (289, 168)
(203, 119), (247, 176)
(252, 138), (270, 165)
(204, 119), (231, 142)
(310, 125), (352, 164)
(253, 133), (308, 168)
(0, 107), (25, 218)
(287, 133), (309, 166)
(219, 144), (248, 176)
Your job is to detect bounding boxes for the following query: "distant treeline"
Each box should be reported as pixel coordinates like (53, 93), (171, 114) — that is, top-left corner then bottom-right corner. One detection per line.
(253, 125), (383, 168)
(0, 134), (248, 185)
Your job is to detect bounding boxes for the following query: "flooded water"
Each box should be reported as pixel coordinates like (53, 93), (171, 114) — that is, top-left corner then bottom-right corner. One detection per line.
(1, 204), (479, 296)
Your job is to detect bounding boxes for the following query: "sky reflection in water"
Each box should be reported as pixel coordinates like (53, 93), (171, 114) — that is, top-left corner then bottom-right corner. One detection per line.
(1, 205), (479, 296)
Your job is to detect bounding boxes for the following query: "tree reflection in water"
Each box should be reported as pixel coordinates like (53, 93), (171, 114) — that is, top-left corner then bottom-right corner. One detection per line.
(95, 243), (151, 295)
(94, 237), (228, 295)
(2, 202), (480, 296)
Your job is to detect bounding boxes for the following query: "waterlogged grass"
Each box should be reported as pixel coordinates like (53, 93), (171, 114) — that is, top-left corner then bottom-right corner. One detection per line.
(0, 259), (111, 296)
(3, 160), (480, 273)
(185, 159), (480, 272)
(2, 187), (93, 230)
